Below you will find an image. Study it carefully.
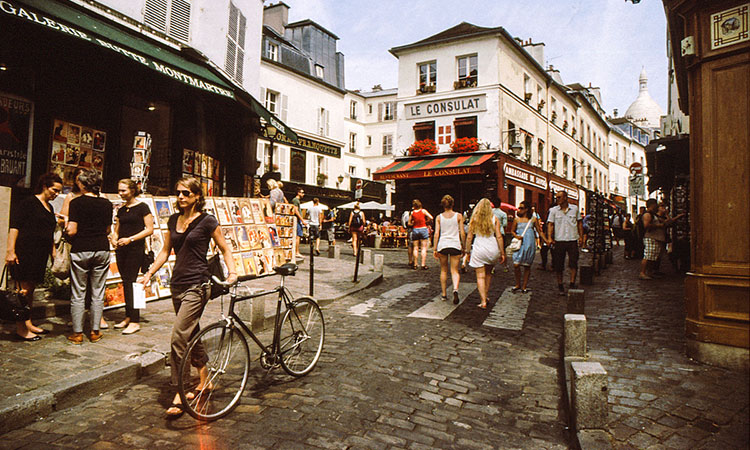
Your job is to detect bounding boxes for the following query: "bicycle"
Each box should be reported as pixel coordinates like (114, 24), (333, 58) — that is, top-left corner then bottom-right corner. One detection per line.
(178, 262), (325, 421)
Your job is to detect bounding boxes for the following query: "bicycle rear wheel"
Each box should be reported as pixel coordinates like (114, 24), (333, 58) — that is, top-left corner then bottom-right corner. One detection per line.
(179, 322), (250, 420)
(278, 296), (325, 377)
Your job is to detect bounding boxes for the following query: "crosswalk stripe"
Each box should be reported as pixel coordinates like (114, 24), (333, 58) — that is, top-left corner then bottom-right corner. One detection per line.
(407, 283), (477, 319)
(348, 283), (429, 317)
(483, 287), (532, 330)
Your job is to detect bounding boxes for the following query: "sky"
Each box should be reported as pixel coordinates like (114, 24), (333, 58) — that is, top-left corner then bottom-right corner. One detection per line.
(275, 0), (668, 117)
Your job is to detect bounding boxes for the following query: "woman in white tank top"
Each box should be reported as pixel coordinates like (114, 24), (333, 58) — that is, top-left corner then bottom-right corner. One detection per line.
(433, 195), (466, 304)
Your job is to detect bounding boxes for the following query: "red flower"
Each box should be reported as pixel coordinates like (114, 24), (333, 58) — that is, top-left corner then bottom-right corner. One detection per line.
(450, 137), (479, 153)
(407, 139), (438, 156)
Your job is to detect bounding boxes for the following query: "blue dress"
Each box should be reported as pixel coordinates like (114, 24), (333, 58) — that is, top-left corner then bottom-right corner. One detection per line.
(512, 218), (536, 267)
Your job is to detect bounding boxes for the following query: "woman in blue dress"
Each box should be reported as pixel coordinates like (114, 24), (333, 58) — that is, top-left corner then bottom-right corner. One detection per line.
(511, 201), (548, 293)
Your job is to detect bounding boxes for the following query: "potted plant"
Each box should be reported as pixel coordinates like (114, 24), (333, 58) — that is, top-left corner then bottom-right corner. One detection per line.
(551, 111), (557, 122)
(316, 173), (327, 186)
(407, 139), (438, 156)
(563, 120), (569, 131)
(524, 92), (533, 103)
(450, 137), (479, 153)
(537, 99), (545, 112)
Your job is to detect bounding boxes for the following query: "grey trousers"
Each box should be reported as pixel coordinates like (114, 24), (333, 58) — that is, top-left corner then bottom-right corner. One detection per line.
(169, 283), (210, 386)
(70, 250), (110, 333)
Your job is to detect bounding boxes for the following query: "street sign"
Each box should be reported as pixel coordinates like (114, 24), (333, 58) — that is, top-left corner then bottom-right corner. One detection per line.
(629, 174), (645, 196)
(629, 162), (643, 176)
(355, 189), (363, 199)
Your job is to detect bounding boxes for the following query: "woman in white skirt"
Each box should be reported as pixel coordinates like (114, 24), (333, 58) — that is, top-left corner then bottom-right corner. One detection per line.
(433, 195), (466, 304)
(465, 198), (506, 309)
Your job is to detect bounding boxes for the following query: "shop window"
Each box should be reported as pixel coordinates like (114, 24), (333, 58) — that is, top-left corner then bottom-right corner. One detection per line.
(456, 55), (477, 88)
(438, 125), (452, 145)
(290, 149), (305, 183)
(349, 133), (357, 154)
(413, 122), (435, 142)
(382, 134), (393, 155)
(267, 42), (278, 61)
(418, 61), (437, 93)
(145, 0), (192, 43)
(454, 117), (476, 140)
(225, 2), (246, 83)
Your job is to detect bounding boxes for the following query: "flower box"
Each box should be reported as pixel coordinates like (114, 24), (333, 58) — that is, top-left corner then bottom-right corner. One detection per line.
(407, 139), (438, 156)
(450, 137), (479, 153)
(417, 84), (436, 95)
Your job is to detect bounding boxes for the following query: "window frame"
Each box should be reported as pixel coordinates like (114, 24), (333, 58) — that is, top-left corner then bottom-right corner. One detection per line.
(418, 61), (437, 89)
(456, 54), (477, 87)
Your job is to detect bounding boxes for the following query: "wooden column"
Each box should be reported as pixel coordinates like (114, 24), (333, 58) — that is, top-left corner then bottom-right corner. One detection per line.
(665, 0), (749, 370)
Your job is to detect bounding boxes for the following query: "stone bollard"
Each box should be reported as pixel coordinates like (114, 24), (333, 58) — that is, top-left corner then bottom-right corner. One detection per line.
(374, 254), (384, 272)
(374, 235), (382, 249)
(570, 361), (608, 430)
(567, 289), (585, 314)
(333, 244), (341, 259)
(605, 250), (613, 265)
(362, 249), (372, 265)
(580, 264), (594, 285)
(564, 314), (587, 358)
(327, 244), (336, 258)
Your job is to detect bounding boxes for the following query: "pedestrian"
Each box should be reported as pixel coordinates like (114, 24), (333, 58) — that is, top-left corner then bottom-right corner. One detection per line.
(547, 191), (584, 296)
(622, 213), (634, 259)
(291, 188), (306, 260)
(347, 203), (366, 257)
(308, 198), (323, 256)
(633, 206), (647, 259)
(408, 199), (433, 270)
(402, 209), (414, 267)
(491, 199), (510, 273)
(538, 220), (550, 270)
(612, 211), (623, 246)
(268, 179), (285, 210)
(65, 169), (113, 344)
(639, 200), (684, 280)
(510, 201), (547, 293)
(139, 176), (237, 418)
(432, 195), (466, 304)
(322, 208), (336, 247)
(465, 198), (506, 309)
(111, 179), (154, 335)
(5, 173), (63, 341)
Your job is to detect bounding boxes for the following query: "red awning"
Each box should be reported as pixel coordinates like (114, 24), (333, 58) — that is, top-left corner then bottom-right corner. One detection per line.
(373, 152), (494, 180)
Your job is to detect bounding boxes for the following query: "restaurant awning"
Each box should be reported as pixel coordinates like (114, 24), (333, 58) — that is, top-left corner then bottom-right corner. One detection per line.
(373, 151), (495, 180)
(3, 0), (297, 141)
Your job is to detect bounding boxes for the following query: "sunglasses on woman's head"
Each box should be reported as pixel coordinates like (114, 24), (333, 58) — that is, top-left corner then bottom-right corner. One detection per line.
(176, 189), (193, 197)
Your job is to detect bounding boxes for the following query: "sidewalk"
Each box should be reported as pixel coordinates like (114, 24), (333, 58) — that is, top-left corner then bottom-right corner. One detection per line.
(0, 248), (381, 434)
(580, 247), (749, 448)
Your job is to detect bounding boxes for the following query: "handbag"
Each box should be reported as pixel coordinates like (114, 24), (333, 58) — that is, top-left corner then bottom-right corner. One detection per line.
(51, 237), (71, 280)
(0, 266), (31, 322)
(508, 219), (533, 252)
(207, 251), (228, 299)
(141, 250), (155, 274)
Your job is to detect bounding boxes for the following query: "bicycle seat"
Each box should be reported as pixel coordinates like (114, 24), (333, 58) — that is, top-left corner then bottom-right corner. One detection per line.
(275, 263), (298, 276)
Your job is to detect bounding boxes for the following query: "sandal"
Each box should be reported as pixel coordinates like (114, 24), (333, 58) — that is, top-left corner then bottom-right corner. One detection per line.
(422, 266), (428, 270)
(166, 402), (184, 418)
(453, 291), (460, 305)
(441, 294), (448, 301)
(511, 287), (521, 293)
(478, 303), (487, 309)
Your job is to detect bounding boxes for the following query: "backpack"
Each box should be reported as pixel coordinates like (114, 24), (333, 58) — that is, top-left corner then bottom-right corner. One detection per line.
(351, 211), (363, 228)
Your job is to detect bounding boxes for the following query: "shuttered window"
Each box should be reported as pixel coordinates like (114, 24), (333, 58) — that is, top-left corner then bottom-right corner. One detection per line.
(225, 2), (246, 83)
(144, 0), (191, 43)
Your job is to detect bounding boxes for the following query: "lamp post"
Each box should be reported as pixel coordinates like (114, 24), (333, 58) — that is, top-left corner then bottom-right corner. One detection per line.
(264, 122), (279, 173)
(499, 130), (524, 157)
(337, 174), (344, 188)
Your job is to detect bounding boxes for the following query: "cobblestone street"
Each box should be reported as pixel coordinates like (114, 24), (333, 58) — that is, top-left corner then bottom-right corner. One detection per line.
(1, 246), (747, 449)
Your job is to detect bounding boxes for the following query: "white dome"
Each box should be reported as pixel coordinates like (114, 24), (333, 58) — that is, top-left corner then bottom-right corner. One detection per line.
(624, 68), (663, 129)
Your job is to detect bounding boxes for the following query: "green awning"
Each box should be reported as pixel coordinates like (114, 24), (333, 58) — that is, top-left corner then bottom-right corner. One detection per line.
(248, 95), (299, 143)
(3, 0), (234, 97)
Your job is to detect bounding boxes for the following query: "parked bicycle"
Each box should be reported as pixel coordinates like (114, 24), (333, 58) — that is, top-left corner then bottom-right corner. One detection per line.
(178, 262), (325, 420)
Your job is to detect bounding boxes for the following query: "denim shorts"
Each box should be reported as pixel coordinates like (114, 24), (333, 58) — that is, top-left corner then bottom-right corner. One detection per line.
(296, 221), (304, 237)
(412, 227), (429, 241)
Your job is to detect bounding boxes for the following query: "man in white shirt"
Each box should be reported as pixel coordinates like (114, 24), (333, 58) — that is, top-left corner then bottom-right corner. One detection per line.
(308, 197), (323, 256)
(402, 209), (414, 267)
(547, 191), (584, 296)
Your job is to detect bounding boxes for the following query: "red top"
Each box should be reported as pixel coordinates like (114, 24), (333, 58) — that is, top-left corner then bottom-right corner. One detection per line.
(411, 209), (427, 228)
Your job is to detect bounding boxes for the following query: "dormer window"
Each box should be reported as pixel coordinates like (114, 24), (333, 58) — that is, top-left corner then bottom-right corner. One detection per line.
(267, 42), (278, 61)
(315, 64), (324, 78)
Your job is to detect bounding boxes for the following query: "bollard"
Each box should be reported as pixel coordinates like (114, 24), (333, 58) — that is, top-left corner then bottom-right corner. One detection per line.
(580, 264), (594, 285)
(362, 249), (372, 266)
(564, 314), (587, 358)
(334, 244), (341, 259)
(373, 254), (384, 272)
(250, 294), (265, 332)
(374, 235), (382, 249)
(570, 361), (608, 430)
(605, 250), (613, 265)
(567, 289), (585, 314)
(327, 244), (335, 258)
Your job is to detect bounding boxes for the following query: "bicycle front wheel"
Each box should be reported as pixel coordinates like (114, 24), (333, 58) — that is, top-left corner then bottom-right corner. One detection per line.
(278, 296), (325, 377)
(179, 322), (250, 420)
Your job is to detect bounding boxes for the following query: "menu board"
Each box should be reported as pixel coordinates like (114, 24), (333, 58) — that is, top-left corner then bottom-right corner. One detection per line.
(100, 194), (296, 309)
(49, 119), (106, 188)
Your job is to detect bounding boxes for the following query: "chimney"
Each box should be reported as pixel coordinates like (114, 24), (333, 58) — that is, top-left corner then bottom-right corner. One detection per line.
(263, 2), (289, 36)
(521, 39), (545, 67)
(613, 108), (618, 117)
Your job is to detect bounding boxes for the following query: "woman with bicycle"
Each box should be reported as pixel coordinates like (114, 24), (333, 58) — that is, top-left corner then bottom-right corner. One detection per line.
(139, 176), (237, 418)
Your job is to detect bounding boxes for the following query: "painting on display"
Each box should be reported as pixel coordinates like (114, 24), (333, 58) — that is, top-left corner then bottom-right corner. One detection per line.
(49, 118), (106, 189)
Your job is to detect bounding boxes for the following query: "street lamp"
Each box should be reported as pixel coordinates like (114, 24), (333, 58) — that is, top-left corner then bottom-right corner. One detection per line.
(500, 130), (524, 157)
(337, 174), (344, 188)
(264, 122), (279, 173)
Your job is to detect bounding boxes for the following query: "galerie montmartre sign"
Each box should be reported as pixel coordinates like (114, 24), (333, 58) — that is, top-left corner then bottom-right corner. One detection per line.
(404, 94), (487, 120)
(1, 0), (234, 99)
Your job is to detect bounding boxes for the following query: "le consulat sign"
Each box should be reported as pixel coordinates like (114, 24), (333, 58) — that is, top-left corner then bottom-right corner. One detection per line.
(404, 94), (487, 120)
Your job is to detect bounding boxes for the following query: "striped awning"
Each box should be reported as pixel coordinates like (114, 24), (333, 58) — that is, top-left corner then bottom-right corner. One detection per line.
(373, 152), (494, 180)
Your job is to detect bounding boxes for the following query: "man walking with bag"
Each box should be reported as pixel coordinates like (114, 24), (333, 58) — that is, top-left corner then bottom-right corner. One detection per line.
(547, 191), (584, 296)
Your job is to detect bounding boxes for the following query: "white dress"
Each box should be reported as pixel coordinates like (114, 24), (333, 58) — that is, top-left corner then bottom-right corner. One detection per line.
(468, 217), (500, 268)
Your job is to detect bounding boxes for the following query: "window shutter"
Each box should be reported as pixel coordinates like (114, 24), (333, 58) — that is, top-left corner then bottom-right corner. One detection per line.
(392, 103), (397, 120)
(378, 103), (383, 121)
(225, 39), (236, 78)
(324, 109), (330, 136)
(238, 12), (246, 49)
(317, 109), (322, 135)
(144, 0), (167, 32)
(168, 0), (191, 42)
(281, 95), (288, 122)
(260, 87), (266, 108)
(235, 48), (244, 83)
(228, 3), (238, 41)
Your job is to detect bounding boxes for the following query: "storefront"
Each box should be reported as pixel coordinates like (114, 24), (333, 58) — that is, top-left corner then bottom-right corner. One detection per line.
(373, 150), (496, 216)
(0, 0), (293, 200)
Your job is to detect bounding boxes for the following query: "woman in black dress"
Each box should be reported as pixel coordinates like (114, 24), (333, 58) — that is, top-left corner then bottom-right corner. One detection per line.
(5, 173), (63, 341)
(111, 179), (154, 335)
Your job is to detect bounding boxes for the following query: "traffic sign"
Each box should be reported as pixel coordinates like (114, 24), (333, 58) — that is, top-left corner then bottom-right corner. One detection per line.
(355, 179), (363, 190)
(629, 162), (643, 176)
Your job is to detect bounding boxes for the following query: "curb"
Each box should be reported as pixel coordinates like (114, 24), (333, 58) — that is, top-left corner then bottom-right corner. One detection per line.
(0, 271), (381, 435)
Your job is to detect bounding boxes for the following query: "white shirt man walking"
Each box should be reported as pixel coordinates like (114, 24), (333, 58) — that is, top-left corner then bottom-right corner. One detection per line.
(308, 198), (323, 256)
(547, 191), (584, 296)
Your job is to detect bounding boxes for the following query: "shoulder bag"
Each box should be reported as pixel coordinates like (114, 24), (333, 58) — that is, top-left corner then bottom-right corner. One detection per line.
(176, 213), (227, 299)
(51, 237), (71, 280)
(0, 265), (31, 322)
(508, 219), (533, 253)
